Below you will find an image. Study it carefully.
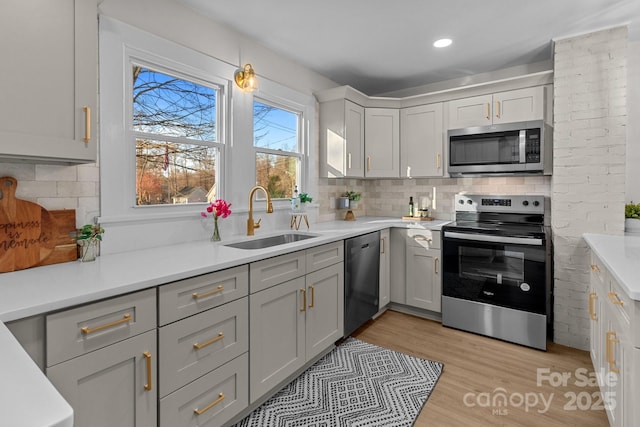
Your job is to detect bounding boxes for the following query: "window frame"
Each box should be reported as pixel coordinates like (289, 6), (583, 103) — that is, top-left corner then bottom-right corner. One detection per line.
(99, 17), (235, 224)
(129, 60), (225, 207)
(253, 97), (304, 200)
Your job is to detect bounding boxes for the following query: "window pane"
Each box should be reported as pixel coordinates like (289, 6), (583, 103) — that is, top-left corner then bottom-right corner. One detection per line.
(256, 153), (297, 199)
(253, 101), (299, 151)
(136, 139), (217, 205)
(133, 66), (217, 141)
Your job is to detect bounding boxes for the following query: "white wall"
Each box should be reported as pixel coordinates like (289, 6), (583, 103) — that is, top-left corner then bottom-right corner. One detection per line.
(628, 40), (640, 203)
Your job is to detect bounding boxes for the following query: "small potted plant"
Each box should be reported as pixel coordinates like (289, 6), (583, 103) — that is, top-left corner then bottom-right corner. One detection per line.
(299, 192), (312, 211)
(76, 224), (104, 262)
(343, 191), (361, 209)
(625, 201), (640, 233)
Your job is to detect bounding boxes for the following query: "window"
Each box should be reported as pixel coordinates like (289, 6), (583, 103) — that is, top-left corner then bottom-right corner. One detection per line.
(253, 100), (302, 198)
(132, 65), (222, 205)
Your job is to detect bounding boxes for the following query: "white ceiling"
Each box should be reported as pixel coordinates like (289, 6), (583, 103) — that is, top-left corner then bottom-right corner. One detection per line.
(178, 0), (640, 95)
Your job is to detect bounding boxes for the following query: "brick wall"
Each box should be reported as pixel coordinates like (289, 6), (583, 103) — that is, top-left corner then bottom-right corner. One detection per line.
(552, 27), (627, 350)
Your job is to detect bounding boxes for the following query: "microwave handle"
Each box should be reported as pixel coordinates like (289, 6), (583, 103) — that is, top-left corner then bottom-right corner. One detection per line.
(519, 130), (526, 163)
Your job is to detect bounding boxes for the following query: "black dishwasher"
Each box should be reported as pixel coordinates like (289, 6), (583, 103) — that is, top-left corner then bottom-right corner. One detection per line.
(344, 231), (380, 337)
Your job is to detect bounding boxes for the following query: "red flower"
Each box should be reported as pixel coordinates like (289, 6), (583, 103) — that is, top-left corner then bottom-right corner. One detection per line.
(202, 199), (232, 219)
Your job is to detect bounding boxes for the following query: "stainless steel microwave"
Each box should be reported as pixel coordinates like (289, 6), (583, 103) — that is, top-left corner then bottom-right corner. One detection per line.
(447, 120), (552, 176)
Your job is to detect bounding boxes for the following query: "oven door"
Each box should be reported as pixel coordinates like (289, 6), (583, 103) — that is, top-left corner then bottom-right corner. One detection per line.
(442, 231), (546, 314)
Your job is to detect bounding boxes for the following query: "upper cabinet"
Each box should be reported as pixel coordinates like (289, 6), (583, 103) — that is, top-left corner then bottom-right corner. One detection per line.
(400, 103), (443, 178)
(365, 108), (400, 178)
(0, 0), (98, 163)
(319, 99), (365, 178)
(447, 86), (544, 129)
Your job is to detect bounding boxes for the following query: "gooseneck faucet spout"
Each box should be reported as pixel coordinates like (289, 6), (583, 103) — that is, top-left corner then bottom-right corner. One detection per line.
(247, 185), (273, 236)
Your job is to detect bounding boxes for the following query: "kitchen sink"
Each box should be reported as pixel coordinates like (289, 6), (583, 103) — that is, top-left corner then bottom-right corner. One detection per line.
(224, 233), (318, 250)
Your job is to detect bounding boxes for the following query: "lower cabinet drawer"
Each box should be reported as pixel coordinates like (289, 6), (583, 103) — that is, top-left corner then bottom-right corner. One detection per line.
(46, 288), (156, 367)
(160, 353), (248, 427)
(159, 297), (249, 397)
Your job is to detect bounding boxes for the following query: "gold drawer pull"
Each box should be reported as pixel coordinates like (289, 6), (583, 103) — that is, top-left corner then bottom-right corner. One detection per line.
(194, 393), (225, 415)
(495, 100), (501, 118)
(300, 288), (307, 312)
(485, 102), (490, 120)
(81, 313), (132, 334)
(434, 257), (439, 274)
(380, 237), (385, 254)
(608, 292), (624, 306)
(143, 351), (152, 391)
(590, 264), (601, 273)
(414, 237), (432, 242)
(83, 106), (91, 142)
(606, 331), (620, 374)
(436, 153), (441, 169)
(308, 285), (315, 308)
(193, 332), (224, 350)
(192, 285), (224, 300)
(589, 292), (597, 321)
(367, 156), (371, 172)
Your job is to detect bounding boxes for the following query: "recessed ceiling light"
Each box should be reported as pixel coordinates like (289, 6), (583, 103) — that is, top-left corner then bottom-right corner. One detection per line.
(433, 38), (452, 48)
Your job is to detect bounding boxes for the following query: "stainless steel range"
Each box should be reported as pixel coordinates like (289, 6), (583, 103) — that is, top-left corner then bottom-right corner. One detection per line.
(441, 194), (551, 350)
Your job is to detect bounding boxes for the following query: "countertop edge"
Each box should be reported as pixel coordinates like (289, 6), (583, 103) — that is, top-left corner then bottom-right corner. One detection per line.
(583, 233), (640, 300)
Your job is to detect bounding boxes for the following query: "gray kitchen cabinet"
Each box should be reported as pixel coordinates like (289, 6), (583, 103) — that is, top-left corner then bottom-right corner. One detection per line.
(365, 108), (400, 177)
(249, 243), (344, 403)
(45, 289), (157, 427)
(250, 251), (306, 294)
(588, 252), (637, 427)
(0, 0), (97, 163)
(400, 103), (444, 177)
(447, 86), (544, 129)
(47, 330), (157, 427)
(379, 229), (390, 309)
(319, 99), (365, 178)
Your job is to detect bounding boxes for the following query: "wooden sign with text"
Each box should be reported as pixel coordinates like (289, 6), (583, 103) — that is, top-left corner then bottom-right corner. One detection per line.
(0, 177), (77, 273)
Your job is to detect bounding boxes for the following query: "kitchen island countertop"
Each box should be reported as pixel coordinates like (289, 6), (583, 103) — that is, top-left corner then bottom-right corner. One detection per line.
(0, 216), (449, 427)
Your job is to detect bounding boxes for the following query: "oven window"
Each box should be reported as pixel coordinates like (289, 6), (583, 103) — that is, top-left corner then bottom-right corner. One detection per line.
(458, 246), (524, 285)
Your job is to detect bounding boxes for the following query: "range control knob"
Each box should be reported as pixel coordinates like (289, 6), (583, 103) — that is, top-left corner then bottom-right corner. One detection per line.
(533, 200), (540, 207)
(467, 200), (473, 205)
(522, 200), (529, 206)
(458, 199), (465, 205)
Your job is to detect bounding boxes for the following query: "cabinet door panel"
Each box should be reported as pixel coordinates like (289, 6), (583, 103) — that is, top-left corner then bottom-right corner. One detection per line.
(0, 0), (97, 162)
(306, 241), (344, 273)
(345, 100), (365, 177)
(406, 246), (441, 312)
(400, 103), (443, 177)
(493, 86), (543, 124)
(365, 108), (399, 177)
(250, 252), (306, 294)
(447, 94), (493, 129)
(47, 330), (157, 427)
(249, 277), (305, 402)
(305, 263), (344, 359)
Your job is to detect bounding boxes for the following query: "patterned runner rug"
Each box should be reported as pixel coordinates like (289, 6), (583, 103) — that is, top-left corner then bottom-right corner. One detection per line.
(234, 337), (444, 427)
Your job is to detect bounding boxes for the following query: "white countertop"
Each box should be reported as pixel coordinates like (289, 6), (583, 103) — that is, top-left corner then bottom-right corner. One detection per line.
(584, 233), (640, 300)
(0, 217), (449, 427)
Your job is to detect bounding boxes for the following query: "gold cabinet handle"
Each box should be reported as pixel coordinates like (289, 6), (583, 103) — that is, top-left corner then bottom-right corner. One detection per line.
(606, 331), (620, 374)
(143, 351), (152, 391)
(192, 285), (224, 300)
(495, 101), (500, 118)
(308, 285), (315, 308)
(300, 288), (306, 312)
(589, 292), (597, 321)
(81, 313), (132, 334)
(83, 106), (91, 142)
(367, 155), (371, 172)
(381, 237), (385, 254)
(414, 236), (432, 242)
(193, 332), (224, 350)
(436, 154), (441, 169)
(434, 257), (439, 274)
(608, 292), (624, 306)
(348, 152), (352, 169)
(194, 393), (225, 415)
(590, 264), (601, 273)
(485, 102), (490, 120)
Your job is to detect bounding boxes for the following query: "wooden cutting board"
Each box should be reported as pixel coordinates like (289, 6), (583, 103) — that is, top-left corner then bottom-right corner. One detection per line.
(0, 177), (77, 273)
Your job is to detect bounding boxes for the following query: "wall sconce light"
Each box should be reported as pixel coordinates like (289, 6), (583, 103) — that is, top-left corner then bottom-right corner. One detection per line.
(234, 63), (258, 92)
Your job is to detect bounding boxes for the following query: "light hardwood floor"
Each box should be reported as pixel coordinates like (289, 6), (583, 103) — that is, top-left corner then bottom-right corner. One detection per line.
(352, 310), (609, 427)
